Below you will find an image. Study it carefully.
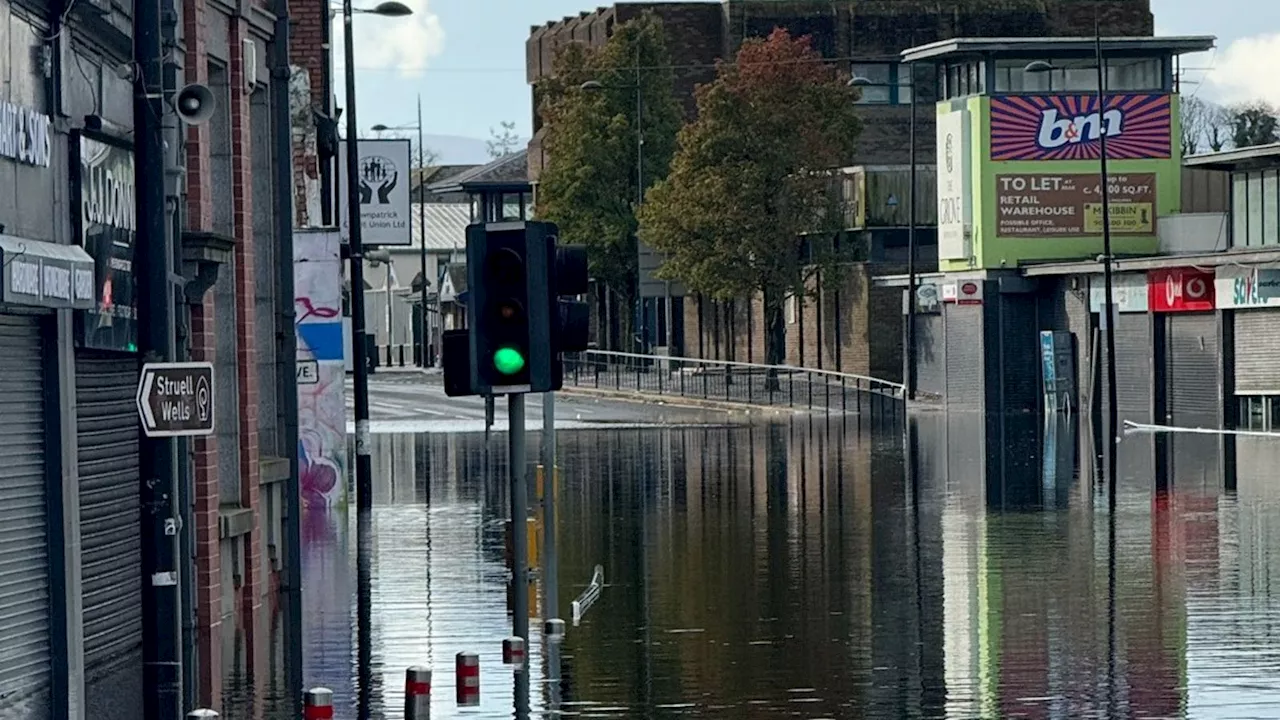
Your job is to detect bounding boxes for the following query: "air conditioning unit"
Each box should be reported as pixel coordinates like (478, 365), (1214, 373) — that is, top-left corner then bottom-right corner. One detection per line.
(242, 38), (257, 92)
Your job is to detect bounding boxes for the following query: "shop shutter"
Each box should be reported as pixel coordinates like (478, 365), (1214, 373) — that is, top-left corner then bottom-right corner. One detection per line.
(1234, 310), (1280, 395)
(1165, 313), (1221, 424)
(1107, 313), (1152, 424)
(0, 314), (52, 714)
(945, 304), (984, 409)
(914, 313), (945, 397)
(1164, 313), (1223, 488)
(1065, 288), (1093, 413)
(75, 352), (143, 677)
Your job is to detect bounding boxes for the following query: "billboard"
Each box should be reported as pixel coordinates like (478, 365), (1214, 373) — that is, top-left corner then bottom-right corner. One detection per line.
(995, 172), (1156, 238)
(1148, 268), (1215, 313)
(1216, 266), (1280, 309)
(990, 94), (1172, 161)
(936, 108), (972, 260)
(337, 138), (412, 246)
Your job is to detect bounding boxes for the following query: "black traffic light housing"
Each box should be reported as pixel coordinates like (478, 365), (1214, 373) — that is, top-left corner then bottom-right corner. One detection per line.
(442, 220), (590, 397)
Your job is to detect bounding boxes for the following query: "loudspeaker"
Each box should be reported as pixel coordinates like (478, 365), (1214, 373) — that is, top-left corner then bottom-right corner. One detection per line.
(174, 84), (215, 125)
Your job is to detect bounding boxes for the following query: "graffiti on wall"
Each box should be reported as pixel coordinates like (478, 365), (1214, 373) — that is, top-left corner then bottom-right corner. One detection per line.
(295, 229), (348, 510)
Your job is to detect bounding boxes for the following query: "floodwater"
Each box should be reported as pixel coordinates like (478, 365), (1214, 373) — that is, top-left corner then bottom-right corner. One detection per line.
(221, 412), (1280, 718)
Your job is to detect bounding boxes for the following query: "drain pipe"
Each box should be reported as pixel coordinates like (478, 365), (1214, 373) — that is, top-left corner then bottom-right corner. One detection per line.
(269, 0), (304, 713)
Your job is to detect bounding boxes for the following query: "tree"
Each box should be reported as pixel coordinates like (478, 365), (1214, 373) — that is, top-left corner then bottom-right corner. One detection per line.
(486, 121), (521, 159)
(1181, 96), (1210, 155)
(535, 12), (682, 350)
(637, 28), (861, 372)
(1229, 100), (1280, 149)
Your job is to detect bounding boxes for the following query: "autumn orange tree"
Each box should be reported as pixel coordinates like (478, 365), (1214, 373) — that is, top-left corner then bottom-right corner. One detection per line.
(638, 28), (861, 367)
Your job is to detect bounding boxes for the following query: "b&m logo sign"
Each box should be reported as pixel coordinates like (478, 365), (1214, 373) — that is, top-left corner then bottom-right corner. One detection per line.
(990, 95), (1172, 161)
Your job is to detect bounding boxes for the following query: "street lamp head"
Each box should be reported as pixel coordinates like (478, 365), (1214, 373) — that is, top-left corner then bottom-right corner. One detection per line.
(371, 0), (412, 15)
(1023, 60), (1055, 74)
(847, 75), (873, 87)
(580, 80), (605, 91)
(370, 123), (391, 132)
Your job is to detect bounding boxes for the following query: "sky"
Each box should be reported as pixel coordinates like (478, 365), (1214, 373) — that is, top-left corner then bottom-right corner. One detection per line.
(334, 0), (1280, 157)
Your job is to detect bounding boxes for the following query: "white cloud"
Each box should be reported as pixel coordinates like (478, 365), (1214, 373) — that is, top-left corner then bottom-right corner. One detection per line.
(331, 0), (445, 77)
(1203, 33), (1280, 106)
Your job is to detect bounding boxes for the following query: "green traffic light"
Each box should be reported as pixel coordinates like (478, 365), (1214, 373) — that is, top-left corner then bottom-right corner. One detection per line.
(493, 347), (526, 375)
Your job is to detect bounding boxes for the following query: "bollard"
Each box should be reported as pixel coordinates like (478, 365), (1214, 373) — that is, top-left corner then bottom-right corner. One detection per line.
(455, 652), (480, 706)
(187, 711), (219, 719)
(405, 666), (431, 719)
(544, 618), (566, 643)
(502, 636), (526, 668)
(304, 687), (334, 719)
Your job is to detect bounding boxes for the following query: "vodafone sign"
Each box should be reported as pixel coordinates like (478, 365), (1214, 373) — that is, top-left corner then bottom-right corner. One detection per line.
(1147, 268), (1215, 312)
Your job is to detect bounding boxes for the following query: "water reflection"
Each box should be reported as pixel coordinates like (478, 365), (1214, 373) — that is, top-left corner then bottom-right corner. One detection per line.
(220, 414), (1280, 718)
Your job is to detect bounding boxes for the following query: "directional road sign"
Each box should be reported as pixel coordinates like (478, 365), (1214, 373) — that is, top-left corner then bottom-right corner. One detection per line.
(136, 361), (215, 437)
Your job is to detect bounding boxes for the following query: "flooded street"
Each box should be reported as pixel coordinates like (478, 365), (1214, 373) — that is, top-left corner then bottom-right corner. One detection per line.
(223, 412), (1280, 718)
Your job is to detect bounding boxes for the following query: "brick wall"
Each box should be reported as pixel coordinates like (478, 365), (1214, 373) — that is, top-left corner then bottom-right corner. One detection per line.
(182, 0), (222, 706)
(290, 0), (329, 226)
(229, 19), (265, 656)
(681, 263), (905, 381)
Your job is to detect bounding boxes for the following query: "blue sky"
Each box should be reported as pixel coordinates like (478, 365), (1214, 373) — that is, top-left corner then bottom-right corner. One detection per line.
(335, 0), (1280, 150)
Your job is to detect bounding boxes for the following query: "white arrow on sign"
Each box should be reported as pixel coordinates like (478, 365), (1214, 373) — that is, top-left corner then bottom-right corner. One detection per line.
(136, 369), (157, 430)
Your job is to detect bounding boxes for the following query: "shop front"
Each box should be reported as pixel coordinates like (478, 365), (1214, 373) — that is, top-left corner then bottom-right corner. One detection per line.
(0, 229), (95, 711)
(1149, 267), (1222, 488)
(70, 130), (143, 682)
(1089, 273), (1153, 424)
(1216, 266), (1280, 432)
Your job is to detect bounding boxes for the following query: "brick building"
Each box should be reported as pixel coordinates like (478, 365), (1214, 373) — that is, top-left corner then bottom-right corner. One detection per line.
(526, 0), (1154, 378)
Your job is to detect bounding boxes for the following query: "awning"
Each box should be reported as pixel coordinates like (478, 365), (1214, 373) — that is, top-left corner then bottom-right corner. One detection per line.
(0, 234), (95, 310)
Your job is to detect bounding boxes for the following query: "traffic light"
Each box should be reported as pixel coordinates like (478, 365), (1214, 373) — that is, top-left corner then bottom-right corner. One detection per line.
(441, 220), (590, 397)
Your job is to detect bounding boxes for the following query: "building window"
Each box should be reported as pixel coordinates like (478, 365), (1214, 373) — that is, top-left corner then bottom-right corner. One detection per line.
(1232, 171), (1248, 248)
(993, 57), (1163, 93)
(1231, 170), (1280, 249)
(1238, 395), (1280, 431)
(939, 61), (985, 99)
(851, 63), (915, 104)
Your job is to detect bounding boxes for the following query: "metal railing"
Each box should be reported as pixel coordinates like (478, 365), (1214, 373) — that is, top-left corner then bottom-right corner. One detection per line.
(562, 350), (905, 418)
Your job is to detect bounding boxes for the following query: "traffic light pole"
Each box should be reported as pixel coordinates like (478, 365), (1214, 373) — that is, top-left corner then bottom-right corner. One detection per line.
(509, 393), (530, 643)
(541, 391), (558, 620)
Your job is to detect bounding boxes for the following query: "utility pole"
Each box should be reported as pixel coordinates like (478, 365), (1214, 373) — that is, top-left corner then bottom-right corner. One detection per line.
(135, 0), (182, 711)
(510, 395), (529, 643)
(541, 392), (558, 619)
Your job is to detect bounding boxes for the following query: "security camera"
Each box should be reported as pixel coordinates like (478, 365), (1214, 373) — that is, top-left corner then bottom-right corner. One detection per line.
(174, 83), (215, 125)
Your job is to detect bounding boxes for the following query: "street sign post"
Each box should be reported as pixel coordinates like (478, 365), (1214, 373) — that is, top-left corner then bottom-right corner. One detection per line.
(136, 361), (215, 437)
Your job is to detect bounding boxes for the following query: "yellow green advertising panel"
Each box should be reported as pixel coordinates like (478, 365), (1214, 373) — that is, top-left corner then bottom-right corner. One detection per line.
(936, 93), (1183, 272)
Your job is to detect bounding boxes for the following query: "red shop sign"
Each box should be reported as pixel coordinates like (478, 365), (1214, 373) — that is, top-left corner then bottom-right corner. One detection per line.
(1147, 268), (1215, 312)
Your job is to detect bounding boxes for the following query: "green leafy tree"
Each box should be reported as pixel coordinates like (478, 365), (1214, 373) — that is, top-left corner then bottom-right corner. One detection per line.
(535, 12), (682, 349)
(1229, 100), (1280, 149)
(638, 28), (861, 370)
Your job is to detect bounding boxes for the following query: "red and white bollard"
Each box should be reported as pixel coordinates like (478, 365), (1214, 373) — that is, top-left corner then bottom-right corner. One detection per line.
(304, 687), (334, 719)
(455, 651), (480, 706)
(405, 666), (431, 719)
(544, 618), (566, 643)
(502, 636), (526, 668)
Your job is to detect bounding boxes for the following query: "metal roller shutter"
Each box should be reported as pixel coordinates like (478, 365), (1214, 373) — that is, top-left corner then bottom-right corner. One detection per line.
(1107, 313), (1152, 424)
(0, 314), (52, 714)
(945, 304), (983, 408)
(1165, 313), (1221, 424)
(1234, 310), (1280, 395)
(75, 352), (142, 677)
(1165, 313), (1222, 489)
(914, 314), (945, 397)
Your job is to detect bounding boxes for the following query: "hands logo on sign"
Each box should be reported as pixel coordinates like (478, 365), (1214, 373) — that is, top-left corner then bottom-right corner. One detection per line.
(358, 155), (399, 205)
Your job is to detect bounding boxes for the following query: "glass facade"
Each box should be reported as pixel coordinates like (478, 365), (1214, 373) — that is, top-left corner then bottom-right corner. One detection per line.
(1238, 395), (1280, 432)
(990, 57), (1163, 93)
(851, 62), (913, 104)
(1230, 169), (1280, 248)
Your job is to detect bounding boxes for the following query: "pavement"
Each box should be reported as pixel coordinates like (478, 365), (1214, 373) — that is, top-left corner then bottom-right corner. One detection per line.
(350, 369), (741, 434)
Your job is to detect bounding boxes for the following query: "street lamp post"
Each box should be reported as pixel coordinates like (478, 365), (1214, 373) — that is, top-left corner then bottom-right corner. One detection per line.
(849, 67), (919, 400)
(337, 2), (412, 716)
(1025, 28), (1118, 502)
(371, 94), (430, 367)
